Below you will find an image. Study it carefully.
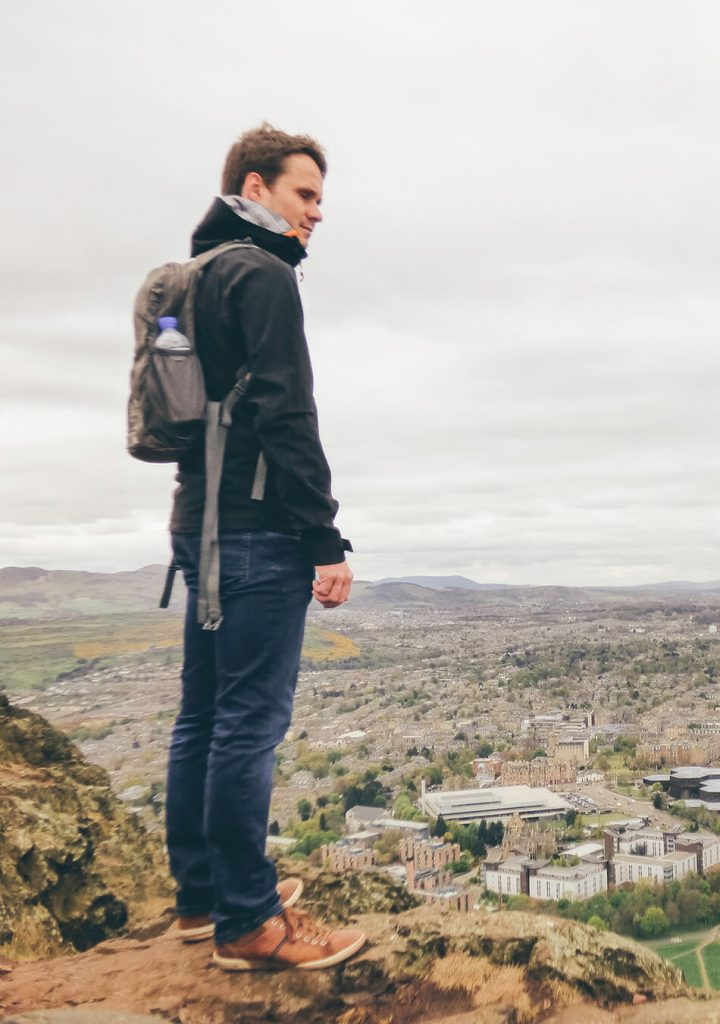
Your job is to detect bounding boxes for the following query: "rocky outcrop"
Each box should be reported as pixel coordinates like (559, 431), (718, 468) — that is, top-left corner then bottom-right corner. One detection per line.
(0, 695), (170, 954)
(0, 701), (710, 1023)
(0, 865), (697, 1024)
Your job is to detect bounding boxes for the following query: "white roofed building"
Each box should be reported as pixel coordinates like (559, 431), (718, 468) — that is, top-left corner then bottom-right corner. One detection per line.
(421, 782), (569, 823)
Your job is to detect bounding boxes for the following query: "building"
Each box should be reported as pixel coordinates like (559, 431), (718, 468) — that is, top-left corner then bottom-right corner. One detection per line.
(521, 710), (596, 739)
(265, 835), (297, 854)
(604, 824), (696, 886)
(528, 862), (607, 902)
(321, 841), (376, 872)
(612, 850), (696, 885)
(404, 846), (472, 912)
(345, 805), (385, 833)
(399, 838), (461, 871)
(343, 829), (382, 848)
(418, 887), (471, 912)
(471, 753), (503, 779)
(421, 782), (569, 824)
(344, 805), (430, 839)
(550, 737), (590, 766)
(483, 856), (526, 897)
(637, 739), (720, 767)
(645, 766), (720, 804)
(405, 855), (453, 893)
(370, 818), (431, 839)
(500, 757), (576, 788)
(486, 822), (715, 903)
(674, 833), (720, 875)
(483, 857), (607, 902)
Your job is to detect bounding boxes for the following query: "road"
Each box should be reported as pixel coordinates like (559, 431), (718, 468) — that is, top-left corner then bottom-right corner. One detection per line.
(572, 782), (685, 831)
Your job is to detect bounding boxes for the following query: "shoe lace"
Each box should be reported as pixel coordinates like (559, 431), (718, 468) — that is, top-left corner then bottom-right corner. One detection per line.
(282, 906), (332, 946)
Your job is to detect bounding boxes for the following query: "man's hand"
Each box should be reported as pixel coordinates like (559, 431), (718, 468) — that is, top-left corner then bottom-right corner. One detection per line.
(313, 561), (353, 608)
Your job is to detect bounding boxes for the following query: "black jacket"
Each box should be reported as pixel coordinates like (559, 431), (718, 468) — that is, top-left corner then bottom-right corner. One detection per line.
(170, 197), (349, 566)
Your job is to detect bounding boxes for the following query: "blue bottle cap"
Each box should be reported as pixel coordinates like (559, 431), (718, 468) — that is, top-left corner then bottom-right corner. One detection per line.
(157, 316), (178, 330)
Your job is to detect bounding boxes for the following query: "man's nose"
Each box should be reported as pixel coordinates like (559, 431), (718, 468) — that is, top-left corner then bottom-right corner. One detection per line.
(310, 203), (323, 223)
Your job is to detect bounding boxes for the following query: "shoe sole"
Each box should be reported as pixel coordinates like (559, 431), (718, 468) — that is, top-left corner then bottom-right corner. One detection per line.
(180, 925), (214, 942)
(178, 879), (304, 943)
(212, 932), (366, 971)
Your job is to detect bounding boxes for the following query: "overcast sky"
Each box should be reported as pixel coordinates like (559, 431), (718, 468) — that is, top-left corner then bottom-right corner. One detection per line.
(2, 1), (719, 585)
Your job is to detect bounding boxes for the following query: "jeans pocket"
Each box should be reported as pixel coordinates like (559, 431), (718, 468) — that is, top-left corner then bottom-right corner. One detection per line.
(219, 533), (251, 597)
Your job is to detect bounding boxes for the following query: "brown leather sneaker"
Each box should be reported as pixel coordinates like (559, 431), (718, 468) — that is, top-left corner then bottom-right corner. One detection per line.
(213, 907), (366, 971)
(174, 877), (304, 943)
(276, 876), (303, 910)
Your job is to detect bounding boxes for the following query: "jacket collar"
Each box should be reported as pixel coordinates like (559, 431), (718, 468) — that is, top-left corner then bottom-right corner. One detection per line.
(191, 196), (307, 267)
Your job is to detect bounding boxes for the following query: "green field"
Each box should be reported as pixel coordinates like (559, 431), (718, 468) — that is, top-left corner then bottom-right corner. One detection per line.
(655, 939), (701, 959)
(702, 942), (720, 989)
(648, 931), (720, 991)
(0, 614), (360, 691)
(674, 950), (704, 988)
(0, 613), (183, 690)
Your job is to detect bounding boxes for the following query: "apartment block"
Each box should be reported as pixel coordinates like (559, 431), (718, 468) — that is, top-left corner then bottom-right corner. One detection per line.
(500, 757), (577, 788)
(398, 838), (461, 871)
(320, 841), (376, 872)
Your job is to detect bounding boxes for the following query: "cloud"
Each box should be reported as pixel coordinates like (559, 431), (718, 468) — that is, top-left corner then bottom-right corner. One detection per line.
(2, 1), (720, 583)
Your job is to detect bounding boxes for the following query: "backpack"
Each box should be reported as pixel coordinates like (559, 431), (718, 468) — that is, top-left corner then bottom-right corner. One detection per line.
(128, 241), (266, 629)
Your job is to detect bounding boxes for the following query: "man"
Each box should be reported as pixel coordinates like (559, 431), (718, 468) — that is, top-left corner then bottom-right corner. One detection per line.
(165, 124), (363, 970)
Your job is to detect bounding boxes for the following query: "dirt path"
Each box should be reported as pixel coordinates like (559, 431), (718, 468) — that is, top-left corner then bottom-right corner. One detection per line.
(694, 924), (720, 991)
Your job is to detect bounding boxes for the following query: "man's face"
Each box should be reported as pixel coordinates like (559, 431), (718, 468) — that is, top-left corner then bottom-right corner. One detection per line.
(245, 153), (324, 247)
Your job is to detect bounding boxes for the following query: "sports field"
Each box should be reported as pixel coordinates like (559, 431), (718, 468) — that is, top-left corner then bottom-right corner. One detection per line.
(650, 929), (720, 991)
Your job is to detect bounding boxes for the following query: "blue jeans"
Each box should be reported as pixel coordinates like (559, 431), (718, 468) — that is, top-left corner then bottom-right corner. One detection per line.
(166, 530), (313, 944)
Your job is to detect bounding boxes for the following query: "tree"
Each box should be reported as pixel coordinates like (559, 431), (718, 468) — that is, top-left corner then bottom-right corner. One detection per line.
(475, 740), (493, 758)
(652, 791), (664, 810)
(635, 906), (669, 939)
(587, 915), (608, 931)
(564, 809), (577, 827)
(373, 829), (403, 865)
(433, 815), (448, 838)
(268, 819), (280, 836)
(297, 798), (312, 821)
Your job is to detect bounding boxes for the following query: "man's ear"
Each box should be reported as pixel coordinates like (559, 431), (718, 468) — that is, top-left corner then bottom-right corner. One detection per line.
(241, 171), (265, 201)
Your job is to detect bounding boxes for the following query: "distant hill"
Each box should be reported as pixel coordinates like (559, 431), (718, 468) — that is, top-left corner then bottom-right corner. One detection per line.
(374, 574), (512, 591)
(622, 580), (720, 594)
(348, 581), (477, 608)
(0, 564), (184, 618)
(3, 564), (720, 622)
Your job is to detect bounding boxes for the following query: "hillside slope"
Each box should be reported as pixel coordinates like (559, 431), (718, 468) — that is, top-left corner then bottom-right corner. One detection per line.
(0, 695), (170, 955)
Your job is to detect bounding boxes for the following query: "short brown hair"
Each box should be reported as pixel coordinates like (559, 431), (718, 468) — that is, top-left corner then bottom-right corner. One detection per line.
(221, 122), (327, 194)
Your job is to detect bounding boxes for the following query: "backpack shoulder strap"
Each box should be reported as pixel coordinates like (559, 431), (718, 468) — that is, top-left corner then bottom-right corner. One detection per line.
(196, 363), (257, 629)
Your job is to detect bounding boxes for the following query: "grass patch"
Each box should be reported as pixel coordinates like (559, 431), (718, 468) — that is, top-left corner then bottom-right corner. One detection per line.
(673, 950), (703, 989)
(702, 942), (720, 990)
(0, 613), (185, 690)
(0, 615), (359, 691)
(302, 626), (360, 663)
(655, 939), (700, 960)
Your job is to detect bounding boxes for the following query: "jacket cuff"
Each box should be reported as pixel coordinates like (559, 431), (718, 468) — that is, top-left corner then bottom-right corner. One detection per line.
(302, 526), (352, 566)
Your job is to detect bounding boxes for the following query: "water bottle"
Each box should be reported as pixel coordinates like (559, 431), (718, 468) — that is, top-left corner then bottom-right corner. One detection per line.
(155, 316), (192, 358)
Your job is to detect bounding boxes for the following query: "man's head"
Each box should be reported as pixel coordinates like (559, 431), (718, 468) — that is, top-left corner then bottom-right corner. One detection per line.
(221, 123), (326, 248)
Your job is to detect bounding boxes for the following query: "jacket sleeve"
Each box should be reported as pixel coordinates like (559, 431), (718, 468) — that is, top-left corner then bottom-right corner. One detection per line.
(230, 255), (348, 566)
